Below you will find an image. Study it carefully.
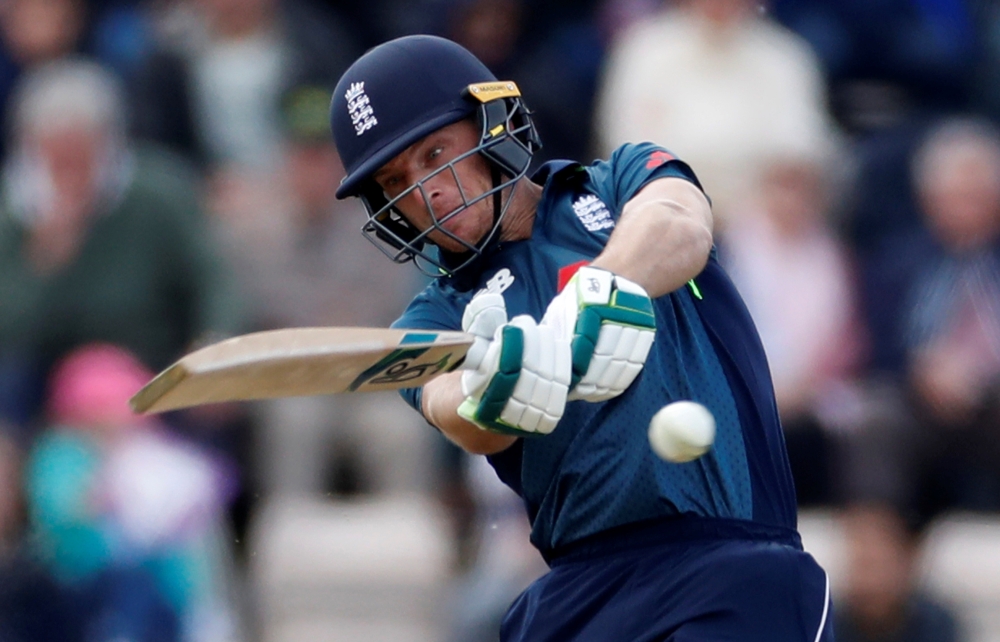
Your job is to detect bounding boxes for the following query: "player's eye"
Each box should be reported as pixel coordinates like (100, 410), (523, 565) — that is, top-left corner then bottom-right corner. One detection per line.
(427, 146), (444, 162)
(379, 175), (405, 197)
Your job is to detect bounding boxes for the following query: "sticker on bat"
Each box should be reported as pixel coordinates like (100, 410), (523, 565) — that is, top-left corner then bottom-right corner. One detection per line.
(347, 347), (461, 390)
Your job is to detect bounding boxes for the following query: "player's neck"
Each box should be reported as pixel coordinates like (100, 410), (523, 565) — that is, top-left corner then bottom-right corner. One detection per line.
(500, 178), (543, 242)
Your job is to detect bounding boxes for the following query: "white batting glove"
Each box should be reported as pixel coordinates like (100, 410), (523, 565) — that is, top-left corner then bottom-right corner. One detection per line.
(541, 266), (656, 402)
(461, 292), (509, 372)
(458, 294), (572, 435)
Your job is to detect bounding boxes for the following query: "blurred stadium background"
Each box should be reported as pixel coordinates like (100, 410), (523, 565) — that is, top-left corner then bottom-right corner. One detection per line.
(2, 0), (1000, 640)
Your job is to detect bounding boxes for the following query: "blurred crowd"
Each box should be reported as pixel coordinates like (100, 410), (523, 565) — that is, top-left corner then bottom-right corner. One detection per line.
(0, 0), (997, 640)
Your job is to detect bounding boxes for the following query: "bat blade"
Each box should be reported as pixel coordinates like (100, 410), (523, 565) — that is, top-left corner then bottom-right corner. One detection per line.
(129, 327), (474, 414)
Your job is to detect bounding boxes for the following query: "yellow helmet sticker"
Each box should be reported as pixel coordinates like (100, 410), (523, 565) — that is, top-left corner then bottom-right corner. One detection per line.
(466, 81), (521, 103)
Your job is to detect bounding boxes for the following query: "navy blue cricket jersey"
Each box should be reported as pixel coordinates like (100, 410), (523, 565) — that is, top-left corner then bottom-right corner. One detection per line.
(395, 142), (798, 558)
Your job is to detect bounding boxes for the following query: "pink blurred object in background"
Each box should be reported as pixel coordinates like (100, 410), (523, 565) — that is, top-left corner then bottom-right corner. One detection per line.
(44, 343), (234, 546)
(46, 343), (153, 428)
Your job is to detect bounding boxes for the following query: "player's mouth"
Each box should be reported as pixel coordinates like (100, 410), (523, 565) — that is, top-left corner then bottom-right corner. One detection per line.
(434, 202), (473, 232)
(430, 208), (485, 250)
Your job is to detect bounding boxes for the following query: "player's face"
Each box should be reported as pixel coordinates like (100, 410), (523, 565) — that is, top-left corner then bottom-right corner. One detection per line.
(373, 120), (496, 253)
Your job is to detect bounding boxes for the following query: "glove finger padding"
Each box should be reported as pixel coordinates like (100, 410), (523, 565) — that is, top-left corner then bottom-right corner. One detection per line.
(541, 266), (656, 402)
(461, 292), (508, 372)
(459, 315), (571, 436)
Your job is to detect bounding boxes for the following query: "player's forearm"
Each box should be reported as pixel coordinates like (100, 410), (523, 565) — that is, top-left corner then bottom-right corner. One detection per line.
(421, 371), (518, 455)
(591, 177), (713, 298)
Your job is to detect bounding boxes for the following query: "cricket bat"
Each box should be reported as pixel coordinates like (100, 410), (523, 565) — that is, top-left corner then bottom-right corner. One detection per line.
(129, 327), (475, 414)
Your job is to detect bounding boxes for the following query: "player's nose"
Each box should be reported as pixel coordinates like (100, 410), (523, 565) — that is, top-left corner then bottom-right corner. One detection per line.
(420, 172), (458, 210)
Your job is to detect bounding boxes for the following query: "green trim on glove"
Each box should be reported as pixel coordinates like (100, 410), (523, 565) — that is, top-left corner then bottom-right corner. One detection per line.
(457, 325), (537, 435)
(568, 301), (656, 389)
(611, 290), (655, 317)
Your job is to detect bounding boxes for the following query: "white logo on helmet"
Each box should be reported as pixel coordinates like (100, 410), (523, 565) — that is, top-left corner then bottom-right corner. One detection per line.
(345, 82), (378, 136)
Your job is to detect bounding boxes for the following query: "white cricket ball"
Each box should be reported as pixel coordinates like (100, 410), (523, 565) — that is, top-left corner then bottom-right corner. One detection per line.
(648, 401), (716, 463)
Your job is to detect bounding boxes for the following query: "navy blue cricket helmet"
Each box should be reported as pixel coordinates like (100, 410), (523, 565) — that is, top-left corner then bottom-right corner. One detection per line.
(330, 35), (540, 275)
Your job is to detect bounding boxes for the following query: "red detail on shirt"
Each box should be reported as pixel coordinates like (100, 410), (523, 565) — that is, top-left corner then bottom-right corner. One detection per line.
(646, 150), (675, 169)
(558, 260), (590, 292)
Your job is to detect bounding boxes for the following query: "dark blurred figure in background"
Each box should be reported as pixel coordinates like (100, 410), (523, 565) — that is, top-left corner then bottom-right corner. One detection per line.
(318, 0), (452, 46)
(903, 117), (1000, 514)
(0, 58), (242, 440)
(769, 0), (978, 135)
(130, 0), (361, 172)
(323, 0), (607, 163)
(771, 0), (997, 349)
(23, 344), (239, 642)
(835, 501), (964, 642)
(309, 0), (610, 165)
(840, 116), (1000, 520)
(0, 0), (153, 161)
(0, 433), (83, 642)
(0, 0), (87, 163)
(443, 0), (605, 164)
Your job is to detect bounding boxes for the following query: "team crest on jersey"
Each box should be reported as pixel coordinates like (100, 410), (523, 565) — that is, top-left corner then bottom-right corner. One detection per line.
(572, 194), (614, 232)
(345, 82), (378, 136)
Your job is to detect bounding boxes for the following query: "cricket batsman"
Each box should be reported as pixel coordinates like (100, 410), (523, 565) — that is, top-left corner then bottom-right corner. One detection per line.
(329, 34), (834, 641)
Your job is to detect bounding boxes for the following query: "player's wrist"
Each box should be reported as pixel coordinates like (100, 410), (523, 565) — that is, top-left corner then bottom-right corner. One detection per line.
(458, 397), (529, 436)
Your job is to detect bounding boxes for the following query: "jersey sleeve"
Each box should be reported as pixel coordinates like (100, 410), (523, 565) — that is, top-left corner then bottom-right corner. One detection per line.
(589, 142), (705, 217)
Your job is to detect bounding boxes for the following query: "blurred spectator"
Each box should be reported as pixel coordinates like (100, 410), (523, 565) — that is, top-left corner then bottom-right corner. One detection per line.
(442, 0), (605, 164)
(970, 0), (1000, 125)
(205, 82), (431, 500)
(446, 0), (524, 73)
(130, 0), (361, 172)
(0, 0), (153, 159)
(903, 116), (1000, 513)
(906, 118), (1000, 402)
(594, 0), (837, 229)
(0, 434), (24, 563)
(844, 121), (929, 376)
(0, 0), (84, 65)
(835, 501), (964, 642)
(0, 433), (83, 642)
(23, 344), (239, 642)
(0, 0), (87, 162)
(721, 154), (863, 505)
(322, 0), (451, 46)
(0, 58), (243, 435)
(770, 0), (978, 134)
(593, 0), (661, 44)
(840, 116), (1000, 517)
